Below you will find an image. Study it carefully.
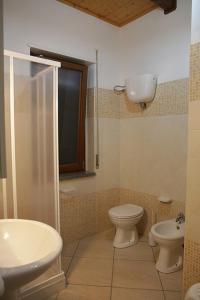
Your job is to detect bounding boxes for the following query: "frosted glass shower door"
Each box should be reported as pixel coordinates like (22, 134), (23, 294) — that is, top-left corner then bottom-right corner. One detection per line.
(0, 51), (61, 293)
(13, 59), (57, 227)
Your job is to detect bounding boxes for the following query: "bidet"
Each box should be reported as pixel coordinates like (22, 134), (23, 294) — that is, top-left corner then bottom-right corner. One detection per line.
(151, 219), (184, 273)
(0, 219), (62, 299)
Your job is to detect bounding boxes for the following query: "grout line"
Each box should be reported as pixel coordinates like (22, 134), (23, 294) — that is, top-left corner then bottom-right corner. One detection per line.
(112, 286), (163, 292)
(73, 255), (114, 260)
(110, 247), (115, 300)
(163, 289), (181, 292)
(64, 239), (81, 276)
(69, 283), (111, 288)
(69, 255), (154, 261)
(150, 245), (166, 300)
(113, 257), (155, 262)
(69, 283), (164, 292)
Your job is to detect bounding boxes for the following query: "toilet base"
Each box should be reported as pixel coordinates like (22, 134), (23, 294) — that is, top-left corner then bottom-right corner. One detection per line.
(113, 225), (139, 248)
(1, 290), (18, 300)
(156, 245), (183, 273)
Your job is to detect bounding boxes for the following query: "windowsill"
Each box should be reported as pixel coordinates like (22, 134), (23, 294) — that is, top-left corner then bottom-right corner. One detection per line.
(59, 171), (96, 181)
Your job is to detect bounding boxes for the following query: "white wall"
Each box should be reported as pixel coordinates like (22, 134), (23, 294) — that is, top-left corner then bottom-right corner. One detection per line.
(3, 0), (191, 200)
(191, 0), (200, 44)
(3, 0), (119, 89)
(119, 0), (191, 84)
(120, 115), (188, 202)
(3, 0), (192, 87)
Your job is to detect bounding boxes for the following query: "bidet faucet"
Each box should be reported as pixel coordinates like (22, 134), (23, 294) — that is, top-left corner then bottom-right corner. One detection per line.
(176, 212), (185, 224)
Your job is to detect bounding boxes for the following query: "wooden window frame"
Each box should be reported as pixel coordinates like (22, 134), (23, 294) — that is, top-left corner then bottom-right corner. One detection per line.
(30, 49), (88, 174)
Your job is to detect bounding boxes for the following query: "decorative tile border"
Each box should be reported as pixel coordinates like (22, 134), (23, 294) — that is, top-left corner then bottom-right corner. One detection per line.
(183, 239), (200, 291)
(87, 78), (188, 119)
(87, 88), (120, 119)
(190, 42), (200, 101)
(120, 78), (188, 118)
(60, 187), (184, 245)
(120, 188), (184, 237)
(60, 188), (120, 244)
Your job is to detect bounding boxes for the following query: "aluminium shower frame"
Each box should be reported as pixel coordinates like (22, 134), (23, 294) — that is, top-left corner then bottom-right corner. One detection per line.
(1, 50), (65, 299)
(2, 50), (61, 231)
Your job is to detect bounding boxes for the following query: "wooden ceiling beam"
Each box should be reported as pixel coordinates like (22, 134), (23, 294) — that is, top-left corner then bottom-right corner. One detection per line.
(151, 0), (177, 14)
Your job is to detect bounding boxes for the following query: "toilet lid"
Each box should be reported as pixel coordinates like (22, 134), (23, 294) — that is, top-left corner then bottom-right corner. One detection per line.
(109, 204), (143, 219)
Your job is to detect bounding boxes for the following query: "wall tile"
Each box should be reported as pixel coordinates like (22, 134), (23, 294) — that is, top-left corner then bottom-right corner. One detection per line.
(120, 188), (184, 237)
(183, 239), (200, 291)
(190, 43), (200, 102)
(60, 188), (120, 244)
(86, 78), (188, 119)
(120, 78), (188, 118)
(184, 42), (200, 292)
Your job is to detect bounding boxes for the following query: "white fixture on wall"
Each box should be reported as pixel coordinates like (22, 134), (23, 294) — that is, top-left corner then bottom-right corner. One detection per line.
(114, 73), (157, 109)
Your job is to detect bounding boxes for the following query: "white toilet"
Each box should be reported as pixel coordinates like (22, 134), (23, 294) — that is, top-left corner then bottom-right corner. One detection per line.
(185, 283), (200, 300)
(151, 219), (184, 273)
(108, 204), (144, 248)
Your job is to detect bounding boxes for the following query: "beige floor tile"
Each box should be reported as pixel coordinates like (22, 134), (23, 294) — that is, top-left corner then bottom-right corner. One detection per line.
(57, 285), (111, 300)
(115, 242), (154, 261)
(61, 256), (72, 274)
(47, 294), (58, 300)
(111, 288), (165, 300)
(152, 245), (160, 261)
(112, 260), (162, 290)
(95, 228), (115, 240)
(164, 291), (182, 300)
(139, 235), (148, 242)
(67, 257), (113, 286)
(159, 270), (183, 291)
(75, 234), (114, 259)
(62, 240), (79, 256)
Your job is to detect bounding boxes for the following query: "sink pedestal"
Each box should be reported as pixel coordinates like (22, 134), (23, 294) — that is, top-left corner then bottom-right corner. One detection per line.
(1, 290), (17, 300)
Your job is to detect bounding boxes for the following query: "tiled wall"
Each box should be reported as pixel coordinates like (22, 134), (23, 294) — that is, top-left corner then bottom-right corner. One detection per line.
(120, 78), (188, 205)
(60, 188), (120, 244)
(60, 187), (185, 245)
(60, 77), (188, 244)
(120, 78), (188, 118)
(87, 78), (188, 119)
(190, 43), (200, 101)
(120, 188), (185, 237)
(183, 42), (200, 291)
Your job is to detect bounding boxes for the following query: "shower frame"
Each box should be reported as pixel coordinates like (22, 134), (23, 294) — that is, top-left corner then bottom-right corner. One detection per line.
(1, 50), (65, 299)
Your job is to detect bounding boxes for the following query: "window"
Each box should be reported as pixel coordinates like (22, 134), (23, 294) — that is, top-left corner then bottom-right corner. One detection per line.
(31, 49), (88, 174)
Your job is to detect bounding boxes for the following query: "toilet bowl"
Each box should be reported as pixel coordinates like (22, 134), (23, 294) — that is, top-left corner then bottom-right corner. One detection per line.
(108, 204), (144, 248)
(185, 283), (200, 300)
(151, 219), (184, 273)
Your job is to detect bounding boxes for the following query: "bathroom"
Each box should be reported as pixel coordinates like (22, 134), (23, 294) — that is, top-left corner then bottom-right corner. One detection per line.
(0, 0), (200, 299)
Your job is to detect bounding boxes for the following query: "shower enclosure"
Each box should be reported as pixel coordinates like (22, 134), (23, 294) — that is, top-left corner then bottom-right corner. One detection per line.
(0, 50), (64, 298)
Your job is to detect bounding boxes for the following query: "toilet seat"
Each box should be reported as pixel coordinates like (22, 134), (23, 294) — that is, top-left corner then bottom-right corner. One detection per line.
(109, 204), (143, 219)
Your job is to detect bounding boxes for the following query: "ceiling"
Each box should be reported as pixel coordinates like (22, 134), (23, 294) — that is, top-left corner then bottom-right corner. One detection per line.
(58, 0), (159, 27)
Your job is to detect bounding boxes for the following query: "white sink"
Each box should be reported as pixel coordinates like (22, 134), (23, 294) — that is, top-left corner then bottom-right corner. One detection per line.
(0, 219), (63, 300)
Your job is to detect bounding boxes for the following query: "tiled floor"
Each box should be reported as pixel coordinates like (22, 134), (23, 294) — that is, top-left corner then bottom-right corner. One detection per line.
(54, 230), (183, 299)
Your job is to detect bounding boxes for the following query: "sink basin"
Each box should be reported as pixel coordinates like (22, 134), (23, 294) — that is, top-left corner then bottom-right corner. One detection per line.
(0, 219), (63, 300)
